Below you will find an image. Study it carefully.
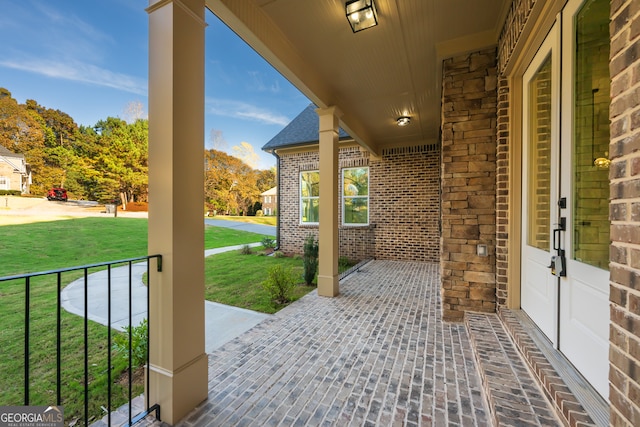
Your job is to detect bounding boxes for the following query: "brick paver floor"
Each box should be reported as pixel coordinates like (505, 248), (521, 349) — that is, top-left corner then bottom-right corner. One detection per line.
(178, 261), (492, 426)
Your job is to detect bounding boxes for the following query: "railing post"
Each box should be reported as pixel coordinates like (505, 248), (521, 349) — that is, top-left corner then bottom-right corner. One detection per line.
(83, 268), (89, 426)
(107, 265), (113, 427)
(24, 276), (30, 405)
(56, 272), (62, 406)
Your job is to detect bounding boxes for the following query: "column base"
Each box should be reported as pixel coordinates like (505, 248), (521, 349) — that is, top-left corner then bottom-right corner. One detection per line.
(147, 352), (208, 424)
(317, 274), (339, 297)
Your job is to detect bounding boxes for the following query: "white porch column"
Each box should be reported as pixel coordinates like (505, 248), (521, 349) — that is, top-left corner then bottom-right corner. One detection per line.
(147, 0), (207, 423)
(316, 106), (341, 297)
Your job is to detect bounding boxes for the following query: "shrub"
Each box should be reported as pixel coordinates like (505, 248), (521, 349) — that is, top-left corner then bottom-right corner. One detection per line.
(273, 251), (285, 258)
(0, 190), (21, 196)
(261, 237), (276, 250)
(339, 256), (352, 270)
(256, 209), (264, 217)
(112, 319), (148, 368)
(303, 234), (319, 286)
(261, 264), (297, 305)
(239, 244), (253, 255)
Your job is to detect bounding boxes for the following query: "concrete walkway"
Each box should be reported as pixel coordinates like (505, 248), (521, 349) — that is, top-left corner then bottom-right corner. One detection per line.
(61, 242), (270, 353)
(204, 218), (276, 236)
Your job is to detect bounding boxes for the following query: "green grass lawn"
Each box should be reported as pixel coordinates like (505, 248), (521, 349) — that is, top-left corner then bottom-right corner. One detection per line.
(205, 249), (313, 314)
(0, 217), (286, 424)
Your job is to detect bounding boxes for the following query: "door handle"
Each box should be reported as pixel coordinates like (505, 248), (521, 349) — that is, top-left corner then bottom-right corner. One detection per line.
(549, 217), (567, 277)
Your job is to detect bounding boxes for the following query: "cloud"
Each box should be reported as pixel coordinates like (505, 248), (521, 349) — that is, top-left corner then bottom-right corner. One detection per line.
(248, 71), (281, 93)
(206, 98), (289, 126)
(0, 58), (147, 96)
(33, 2), (113, 44)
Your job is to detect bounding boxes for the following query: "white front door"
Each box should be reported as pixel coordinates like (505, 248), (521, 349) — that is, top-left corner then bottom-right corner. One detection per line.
(521, 0), (610, 400)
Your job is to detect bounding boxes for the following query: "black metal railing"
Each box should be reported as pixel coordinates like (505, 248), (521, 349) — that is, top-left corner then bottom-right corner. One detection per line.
(0, 255), (162, 426)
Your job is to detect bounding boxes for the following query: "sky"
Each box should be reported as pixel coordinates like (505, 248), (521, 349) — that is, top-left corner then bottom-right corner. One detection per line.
(0, 0), (311, 170)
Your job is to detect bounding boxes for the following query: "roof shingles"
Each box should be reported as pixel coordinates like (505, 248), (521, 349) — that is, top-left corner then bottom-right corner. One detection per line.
(261, 104), (350, 152)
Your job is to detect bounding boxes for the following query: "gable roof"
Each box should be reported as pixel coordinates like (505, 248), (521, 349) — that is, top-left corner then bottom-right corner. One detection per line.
(0, 144), (23, 158)
(260, 187), (277, 196)
(262, 104), (350, 153)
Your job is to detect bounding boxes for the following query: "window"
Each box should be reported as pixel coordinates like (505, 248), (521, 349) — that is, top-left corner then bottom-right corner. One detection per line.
(0, 176), (8, 190)
(342, 167), (369, 225)
(300, 171), (319, 224)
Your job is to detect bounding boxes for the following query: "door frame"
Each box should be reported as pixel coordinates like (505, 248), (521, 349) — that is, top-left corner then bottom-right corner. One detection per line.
(505, 0), (565, 310)
(520, 20), (561, 346)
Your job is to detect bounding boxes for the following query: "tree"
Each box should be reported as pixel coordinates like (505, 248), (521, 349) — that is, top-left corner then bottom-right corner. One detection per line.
(204, 149), (261, 215)
(0, 91), (48, 194)
(123, 101), (146, 123)
(231, 141), (259, 169)
(93, 117), (148, 207)
(208, 128), (227, 150)
(256, 168), (276, 193)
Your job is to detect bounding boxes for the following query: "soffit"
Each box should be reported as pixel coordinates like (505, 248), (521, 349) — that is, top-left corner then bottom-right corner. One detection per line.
(206, 0), (509, 154)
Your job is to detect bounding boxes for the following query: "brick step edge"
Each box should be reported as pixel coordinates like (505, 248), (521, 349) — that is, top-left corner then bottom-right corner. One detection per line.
(498, 309), (601, 427)
(464, 311), (562, 426)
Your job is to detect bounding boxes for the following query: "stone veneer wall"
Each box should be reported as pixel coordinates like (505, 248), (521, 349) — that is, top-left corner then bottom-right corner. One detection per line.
(277, 144), (440, 263)
(440, 48), (498, 321)
(608, 0), (640, 425)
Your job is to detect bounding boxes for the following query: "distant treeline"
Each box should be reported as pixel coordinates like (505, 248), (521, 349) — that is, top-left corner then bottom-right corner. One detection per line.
(0, 87), (275, 211)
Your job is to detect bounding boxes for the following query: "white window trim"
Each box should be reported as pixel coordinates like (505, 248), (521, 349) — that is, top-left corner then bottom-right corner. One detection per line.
(300, 170), (319, 225)
(0, 176), (9, 190)
(342, 166), (369, 226)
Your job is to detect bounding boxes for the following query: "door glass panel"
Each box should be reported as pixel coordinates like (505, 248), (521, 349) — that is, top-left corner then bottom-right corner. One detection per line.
(527, 55), (553, 250)
(573, 0), (610, 269)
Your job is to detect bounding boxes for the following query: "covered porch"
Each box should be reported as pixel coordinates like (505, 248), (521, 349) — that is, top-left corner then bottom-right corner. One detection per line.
(145, 0), (638, 425)
(140, 261), (565, 426)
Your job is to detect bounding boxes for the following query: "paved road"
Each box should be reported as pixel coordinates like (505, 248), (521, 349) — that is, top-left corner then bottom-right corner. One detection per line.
(61, 242), (271, 353)
(204, 218), (276, 236)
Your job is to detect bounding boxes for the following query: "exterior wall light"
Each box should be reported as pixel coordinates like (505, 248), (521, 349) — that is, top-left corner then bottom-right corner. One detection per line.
(346, 0), (378, 33)
(396, 116), (411, 126)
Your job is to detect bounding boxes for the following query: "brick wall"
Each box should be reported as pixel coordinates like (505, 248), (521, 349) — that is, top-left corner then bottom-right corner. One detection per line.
(496, 77), (510, 306)
(371, 145), (440, 262)
(278, 144), (440, 263)
(440, 48), (498, 321)
(608, 0), (640, 425)
(278, 150), (320, 256)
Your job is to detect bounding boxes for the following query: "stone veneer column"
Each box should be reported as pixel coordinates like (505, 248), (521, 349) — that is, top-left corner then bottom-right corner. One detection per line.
(608, 0), (640, 424)
(146, 0), (208, 423)
(317, 107), (341, 297)
(440, 48), (498, 321)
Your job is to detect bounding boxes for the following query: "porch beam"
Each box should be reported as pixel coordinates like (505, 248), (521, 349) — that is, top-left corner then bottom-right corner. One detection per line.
(317, 106), (341, 297)
(147, 0), (208, 423)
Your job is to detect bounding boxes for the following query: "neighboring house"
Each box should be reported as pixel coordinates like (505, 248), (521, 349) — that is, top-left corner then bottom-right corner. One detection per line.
(0, 144), (31, 194)
(259, 186), (277, 216)
(262, 104), (440, 263)
(142, 0), (639, 425)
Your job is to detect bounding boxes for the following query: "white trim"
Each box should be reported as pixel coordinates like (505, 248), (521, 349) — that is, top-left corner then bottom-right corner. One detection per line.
(300, 170), (319, 225)
(341, 166), (369, 226)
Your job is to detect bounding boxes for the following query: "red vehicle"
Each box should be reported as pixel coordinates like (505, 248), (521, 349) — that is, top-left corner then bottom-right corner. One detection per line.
(47, 188), (68, 201)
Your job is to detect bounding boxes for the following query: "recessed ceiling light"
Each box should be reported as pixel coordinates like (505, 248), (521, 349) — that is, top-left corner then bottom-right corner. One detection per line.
(396, 116), (411, 126)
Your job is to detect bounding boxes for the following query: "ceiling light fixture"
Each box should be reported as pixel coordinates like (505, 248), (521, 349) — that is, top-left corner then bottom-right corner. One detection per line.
(346, 0), (378, 33)
(396, 116), (411, 126)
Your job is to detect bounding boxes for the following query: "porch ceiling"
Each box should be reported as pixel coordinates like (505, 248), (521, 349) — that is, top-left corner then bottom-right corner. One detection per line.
(206, 0), (509, 154)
